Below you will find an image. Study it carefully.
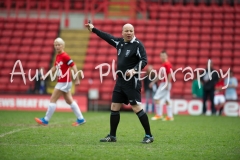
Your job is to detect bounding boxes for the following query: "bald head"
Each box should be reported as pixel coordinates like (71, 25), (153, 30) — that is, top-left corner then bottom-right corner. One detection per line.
(122, 23), (135, 42)
(122, 23), (134, 31)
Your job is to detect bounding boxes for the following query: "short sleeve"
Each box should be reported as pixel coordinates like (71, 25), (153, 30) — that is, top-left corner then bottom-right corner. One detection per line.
(165, 63), (172, 75)
(64, 54), (75, 67)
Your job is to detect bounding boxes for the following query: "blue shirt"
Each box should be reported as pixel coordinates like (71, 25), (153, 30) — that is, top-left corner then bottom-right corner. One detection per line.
(224, 77), (238, 99)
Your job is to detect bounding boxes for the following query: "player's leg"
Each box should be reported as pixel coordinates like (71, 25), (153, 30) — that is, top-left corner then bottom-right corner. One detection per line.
(219, 95), (226, 115)
(162, 83), (173, 121)
(202, 90), (208, 114)
(125, 78), (153, 144)
(63, 90), (85, 126)
(152, 83), (166, 120)
(145, 90), (150, 113)
(35, 88), (63, 125)
(214, 95), (219, 115)
(210, 90), (216, 115)
(151, 91), (155, 113)
(100, 102), (122, 142)
(100, 80), (125, 142)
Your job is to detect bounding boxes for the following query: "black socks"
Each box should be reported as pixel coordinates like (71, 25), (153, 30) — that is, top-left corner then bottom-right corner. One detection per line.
(136, 109), (152, 137)
(110, 110), (120, 137)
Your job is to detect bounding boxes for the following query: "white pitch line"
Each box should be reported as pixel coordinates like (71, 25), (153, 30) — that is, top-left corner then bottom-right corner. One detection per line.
(0, 115), (106, 138)
(0, 118), (78, 138)
(0, 128), (26, 138)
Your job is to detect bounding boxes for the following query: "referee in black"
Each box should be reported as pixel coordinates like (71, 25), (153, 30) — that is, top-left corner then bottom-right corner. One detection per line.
(85, 22), (153, 144)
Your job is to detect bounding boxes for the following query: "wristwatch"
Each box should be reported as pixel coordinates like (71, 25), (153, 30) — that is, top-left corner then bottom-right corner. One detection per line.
(134, 67), (138, 72)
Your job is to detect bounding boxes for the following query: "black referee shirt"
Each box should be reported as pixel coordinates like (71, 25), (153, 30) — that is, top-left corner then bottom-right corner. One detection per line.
(92, 28), (147, 77)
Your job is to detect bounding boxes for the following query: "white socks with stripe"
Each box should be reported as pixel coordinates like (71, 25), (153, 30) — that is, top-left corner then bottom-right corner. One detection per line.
(156, 103), (163, 116)
(167, 105), (173, 118)
(70, 101), (84, 120)
(44, 103), (57, 121)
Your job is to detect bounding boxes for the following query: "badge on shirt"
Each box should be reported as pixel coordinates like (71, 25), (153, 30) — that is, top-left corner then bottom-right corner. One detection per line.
(118, 49), (121, 55)
(125, 50), (131, 57)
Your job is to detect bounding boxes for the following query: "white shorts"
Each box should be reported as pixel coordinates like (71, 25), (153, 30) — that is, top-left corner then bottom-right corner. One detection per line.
(55, 82), (72, 93)
(225, 94), (237, 100)
(153, 82), (171, 102)
(214, 95), (225, 105)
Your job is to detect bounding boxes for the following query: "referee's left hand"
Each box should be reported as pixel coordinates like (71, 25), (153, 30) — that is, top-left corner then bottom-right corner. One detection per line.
(126, 69), (136, 77)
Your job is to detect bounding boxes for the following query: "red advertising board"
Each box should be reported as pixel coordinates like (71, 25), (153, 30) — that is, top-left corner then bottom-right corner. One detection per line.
(0, 95), (88, 112)
(124, 98), (240, 117)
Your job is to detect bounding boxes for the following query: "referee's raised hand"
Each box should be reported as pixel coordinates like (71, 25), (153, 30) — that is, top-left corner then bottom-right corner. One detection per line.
(85, 20), (94, 32)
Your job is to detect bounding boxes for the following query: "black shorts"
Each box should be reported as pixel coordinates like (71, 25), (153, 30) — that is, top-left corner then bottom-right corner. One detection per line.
(112, 76), (141, 105)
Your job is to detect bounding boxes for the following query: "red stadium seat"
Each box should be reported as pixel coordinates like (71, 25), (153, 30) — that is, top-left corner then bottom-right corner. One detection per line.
(179, 27), (189, 34)
(10, 38), (22, 45)
(169, 12), (181, 19)
(213, 13), (223, 20)
(180, 19), (190, 26)
(200, 42), (210, 49)
(233, 42), (240, 50)
(191, 13), (201, 20)
(176, 57), (186, 64)
(189, 34), (200, 41)
(223, 28), (234, 35)
(222, 42), (233, 50)
(223, 6), (235, 13)
(212, 20), (223, 27)
(15, 22), (26, 31)
(200, 34), (211, 42)
(21, 38), (32, 45)
(167, 34), (178, 41)
(177, 41), (188, 49)
(32, 39), (44, 46)
(202, 20), (212, 27)
(26, 23), (37, 30)
(187, 57), (198, 65)
(159, 12), (169, 19)
(0, 37), (11, 45)
(178, 34), (189, 41)
(8, 46), (19, 53)
(17, 54), (29, 61)
(221, 58), (232, 66)
(234, 28), (240, 35)
(201, 27), (211, 34)
(190, 20), (201, 27)
(189, 42), (199, 49)
(234, 35), (240, 42)
(202, 13), (212, 20)
(223, 20), (234, 28)
(190, 27), (201, 34)
(211, 35), (222, 42)
(212, 28), (222, 35)
(24, 31), (35, 38)
(222, 35), (233, 42)
(211, 42), (222, 49)
(199, 49), (210, 57)
(211, 49), (221, 57)
(4, 22), (15, 30)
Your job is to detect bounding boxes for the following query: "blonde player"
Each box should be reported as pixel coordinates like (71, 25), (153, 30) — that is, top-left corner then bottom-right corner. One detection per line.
(35, 38), (86, 126)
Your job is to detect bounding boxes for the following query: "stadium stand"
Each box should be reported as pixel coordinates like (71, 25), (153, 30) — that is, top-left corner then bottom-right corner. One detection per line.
(0, 17), (60, 93)
(0, 0), (239, 105)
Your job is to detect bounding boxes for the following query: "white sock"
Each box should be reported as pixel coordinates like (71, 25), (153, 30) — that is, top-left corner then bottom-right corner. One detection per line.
(156, 103), (163, 116)
(167, 105), (173, 118)
(70, 101), (84, 120)
(44, 103), (57, 121)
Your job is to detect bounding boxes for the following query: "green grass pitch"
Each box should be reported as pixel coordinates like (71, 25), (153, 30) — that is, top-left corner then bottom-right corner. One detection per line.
(0, 111), (239, 160)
